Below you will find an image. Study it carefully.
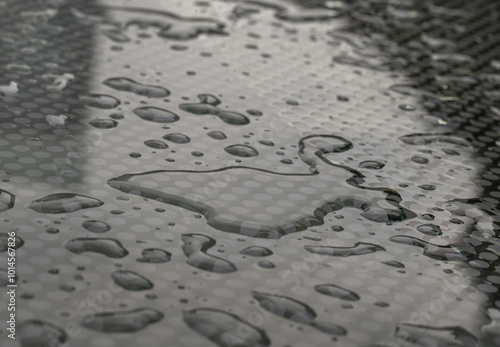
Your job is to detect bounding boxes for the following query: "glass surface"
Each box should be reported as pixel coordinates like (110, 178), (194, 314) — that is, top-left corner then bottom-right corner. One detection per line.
(1, 0), (499, 346)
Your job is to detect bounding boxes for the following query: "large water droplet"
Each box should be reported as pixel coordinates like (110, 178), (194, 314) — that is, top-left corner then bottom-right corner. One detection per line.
(224, 144), (258, 157)
(134, 106), (179, 123)
(82, 220), (111, 233)
(239, 246), (273, 257)
(315, 284), (360, 301)
(137, 248), (171, 263)
(80, 94), (120, 109)
(304, 242), (385, 257)
(163, 133), (191, 144)
(180, 94), (250, 125)
(183, 308), (270, 347)
(0, 81), (19, 96)
(399, 133), (471, 147)
(65, 238), (129, 258)
(6, 63), (32, 74)
(111, 270), (153, 290)
(89, 119), (118, 129)
(81, 308), (163, 332)
(18, 320), (68, 347)
(103, 77), (170, 98)
(359, 160), (385, 169)
(182, 233), (237, 273)
(144, 139), (169, 149)
(28, 193), (103, 214)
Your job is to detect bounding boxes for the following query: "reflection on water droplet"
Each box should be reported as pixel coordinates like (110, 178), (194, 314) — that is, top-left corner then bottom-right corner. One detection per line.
(239, 246), (273, 257)
(82, 220), (111, 233)
(28, 193), (103, 214)
(163, 133), (191, 144)
(45, 114), (69, 129)
(183, 308), (270, 347)
(89, 119), (118, 129)
(182, 233), (237, 273)
(399, 104), (415, 111)
(111, 270), (153, 291)
(224, 144), (258, 157)
(65, 238), (129, 258)
(134, 106), (179, 123)
(18, 320), (68, 347)
(82, 308), (163, 332)
(305, 242), (385, 257)
(315, 284), (360, 301)
(137, 248), (171, 263)
(80, 94), (120, 109)
(144, 139), (168, 149)
(104, 77), (170, 98)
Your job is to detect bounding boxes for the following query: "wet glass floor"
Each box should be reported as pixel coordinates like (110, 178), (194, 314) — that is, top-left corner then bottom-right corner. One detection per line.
(1, 0), (500, 346)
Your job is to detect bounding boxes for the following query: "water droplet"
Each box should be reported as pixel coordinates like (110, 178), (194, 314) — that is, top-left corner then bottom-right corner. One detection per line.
(182, 233), (237, 273)
(314, 284), (360, 301)
(257, 260), (275, 269)
(111, 270), (153, 291)
(18, 320), (68, 347)
(359, 160), (385, 169)
(280, 159), (293, 164)
(259, 140), (274, 146)
(400, 133), (471, 147)
(163, 133), (191, 144)
(207, 131), (227, 140)
(45, 114), (69, 129)
(304, 242), (385, 257)
(251, 291), (347, 336)
(28, 193), (103, 214)
(246, 109), (263, 116)
(110, 113), (124, 120)
(42, 73), (74, 91)
(390, 236), (474, 261)
(82, 220), (111, 233)
(58, 283), (76, 292)
(224, 144), (258, 157)
(331, 225), (344, 232)
(382, 260), (405, 268)
(395, 323), (477, 347)
(80, 94), (120, 109)
(411, 156), (429, 164)
(144, 139), (169, 149)
(82, 308), (163, 332)
(45, 227), (59, 234)
(134, 106), (179, 123)
(417, 224), (442, 236)
(418, 184), (436, 191)
(65, 238), (129, 258)
(137, 248), (171, 263)
(239, 246), (273, 257)
(183, 308), (270, 347)
(129, 152), (142, 158)
(0, 189), (15, 212)
(399, 104), (416, 111)
(180, 94), (250, 125)
(89, 119), (118, 129)
(103, 77), (170, 98)
(102, 29), (130, 43)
